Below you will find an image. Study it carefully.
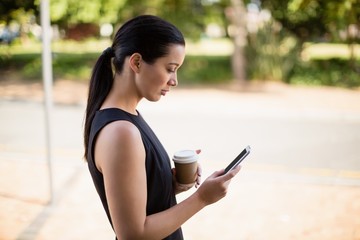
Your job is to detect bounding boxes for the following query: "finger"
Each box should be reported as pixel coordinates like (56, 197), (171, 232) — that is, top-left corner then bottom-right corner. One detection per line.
(221, 165), (241, 181)
(179, 183), (194, 192)
(232, 164), (242, 173)
(196, 175), (201, 185)
(178, 183), (195, 188)
(197, 164), (202, 177)
(210, 169), (226, 178)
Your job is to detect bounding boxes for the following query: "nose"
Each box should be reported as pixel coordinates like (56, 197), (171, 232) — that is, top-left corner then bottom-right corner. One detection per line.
(168, 76), (178, 87)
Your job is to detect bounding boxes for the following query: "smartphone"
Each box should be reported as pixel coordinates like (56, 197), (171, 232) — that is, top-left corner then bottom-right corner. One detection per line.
(224, 145), (251, 174)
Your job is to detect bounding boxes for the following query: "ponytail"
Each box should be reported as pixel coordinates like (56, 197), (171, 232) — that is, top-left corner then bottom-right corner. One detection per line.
(83, 47), (114, 160)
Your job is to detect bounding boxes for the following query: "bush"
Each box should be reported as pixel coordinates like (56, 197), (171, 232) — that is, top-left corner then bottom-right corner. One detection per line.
(289, 58), (360, 88)
(52, 52), (98, 80)
(245, 20), (301, 82)
(178, 55), (232, 85)
(0, 52), (99, 81)
(0, 50), (232, 84)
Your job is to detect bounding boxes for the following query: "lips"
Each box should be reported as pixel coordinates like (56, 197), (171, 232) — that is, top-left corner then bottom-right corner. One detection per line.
(161, 90), (169, 96)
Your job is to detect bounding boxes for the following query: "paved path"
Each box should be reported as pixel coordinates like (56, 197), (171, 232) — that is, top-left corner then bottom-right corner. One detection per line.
(0, 81), (360, 239)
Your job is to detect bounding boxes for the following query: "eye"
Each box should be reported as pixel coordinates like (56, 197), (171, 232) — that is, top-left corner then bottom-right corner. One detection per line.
(167, 68), (176, 73)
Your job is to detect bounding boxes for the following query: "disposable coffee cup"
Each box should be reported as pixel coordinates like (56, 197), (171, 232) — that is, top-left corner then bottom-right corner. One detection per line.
(173, 150), (199, 184)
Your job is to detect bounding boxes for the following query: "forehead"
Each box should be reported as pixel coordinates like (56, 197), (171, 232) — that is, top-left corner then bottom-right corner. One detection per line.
(160, 44), (186, 65)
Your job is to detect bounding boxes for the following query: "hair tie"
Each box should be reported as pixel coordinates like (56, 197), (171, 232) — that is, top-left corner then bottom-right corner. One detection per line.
(103, 47), (115, 58)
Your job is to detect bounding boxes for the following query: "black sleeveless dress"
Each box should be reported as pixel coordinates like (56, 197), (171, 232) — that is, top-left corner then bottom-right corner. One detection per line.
(87, 108), (183, 240)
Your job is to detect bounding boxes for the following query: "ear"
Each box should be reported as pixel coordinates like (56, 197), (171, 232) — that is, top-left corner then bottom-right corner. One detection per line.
(129, 53), (142, 73)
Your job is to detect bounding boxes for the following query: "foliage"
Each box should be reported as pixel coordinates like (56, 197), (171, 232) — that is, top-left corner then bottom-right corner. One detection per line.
(245, 19), (301, 82)
(49, 0), (127, 27)
(0, 43), (232, 84)
(249, 0), (360, 86)
(289, 58), (360, 88)
(1, 39), (359, 88)
(261, 0), (360, 43)
(0, 0), (37, 23)
(178, 55), (232, 84)
(1, 0), (360, 88)
(0, 50), (98, 81)
(3, 0), (226, 40)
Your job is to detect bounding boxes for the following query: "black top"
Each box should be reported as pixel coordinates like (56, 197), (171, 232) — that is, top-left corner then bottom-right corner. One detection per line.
(87, 108), (183, 240)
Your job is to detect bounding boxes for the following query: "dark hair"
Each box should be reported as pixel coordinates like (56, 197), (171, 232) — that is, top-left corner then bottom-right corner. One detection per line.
(84, 15), (185, 160)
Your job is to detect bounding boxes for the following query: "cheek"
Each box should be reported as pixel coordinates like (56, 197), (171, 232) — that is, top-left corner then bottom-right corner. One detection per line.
(138, 71), (163, 93)
(140, 64), (169, 88)
(149, 69), (169, 85)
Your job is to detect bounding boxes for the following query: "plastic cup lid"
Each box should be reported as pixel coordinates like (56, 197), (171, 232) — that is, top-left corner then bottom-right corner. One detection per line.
(173, 150), (199, 164)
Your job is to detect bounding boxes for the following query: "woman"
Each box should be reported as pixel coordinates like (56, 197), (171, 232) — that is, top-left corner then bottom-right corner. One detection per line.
(84, 15), (241, 240)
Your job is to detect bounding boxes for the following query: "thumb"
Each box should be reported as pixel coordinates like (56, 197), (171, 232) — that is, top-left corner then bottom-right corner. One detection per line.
(220, 165), (241, 181)
(209, 169), (226, 178)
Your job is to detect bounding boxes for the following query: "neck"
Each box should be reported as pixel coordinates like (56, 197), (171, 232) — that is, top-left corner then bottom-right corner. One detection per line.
(101, 71), (141, 115)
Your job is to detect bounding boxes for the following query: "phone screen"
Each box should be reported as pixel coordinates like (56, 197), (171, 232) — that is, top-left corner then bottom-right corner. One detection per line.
(224, 146), (251, 174)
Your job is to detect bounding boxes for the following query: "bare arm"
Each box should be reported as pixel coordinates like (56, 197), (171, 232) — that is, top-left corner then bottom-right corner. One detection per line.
(95, 121), (240, 240)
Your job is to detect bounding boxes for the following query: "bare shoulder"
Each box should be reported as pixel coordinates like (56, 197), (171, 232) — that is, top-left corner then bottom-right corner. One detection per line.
(100, 120), (141, 141)
(95, 120), (145, 173)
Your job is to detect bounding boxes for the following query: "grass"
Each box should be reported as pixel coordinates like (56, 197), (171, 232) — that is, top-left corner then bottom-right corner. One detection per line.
(302, 42), (360, 60)
(1, 38), (111, 54)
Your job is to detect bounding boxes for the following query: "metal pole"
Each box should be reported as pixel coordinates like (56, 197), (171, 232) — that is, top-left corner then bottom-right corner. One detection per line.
(40, 0), (54, 204)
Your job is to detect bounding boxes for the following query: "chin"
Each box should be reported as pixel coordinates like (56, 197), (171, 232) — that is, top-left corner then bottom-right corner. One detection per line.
(146, 95), (162, 102)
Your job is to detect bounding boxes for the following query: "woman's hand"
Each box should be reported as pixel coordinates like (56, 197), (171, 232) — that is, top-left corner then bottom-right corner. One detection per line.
(172, 149), (202, 194)
(194, 149), (202, 188)
(172, 164), (202, 194)
(195, 165), (241, 206)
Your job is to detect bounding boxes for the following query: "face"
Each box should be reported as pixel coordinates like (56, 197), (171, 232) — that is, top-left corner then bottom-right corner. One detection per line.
(135, 44), (185, 102)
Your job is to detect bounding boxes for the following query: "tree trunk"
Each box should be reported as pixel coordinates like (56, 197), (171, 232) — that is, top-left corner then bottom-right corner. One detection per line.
(227, 0), (247, 84)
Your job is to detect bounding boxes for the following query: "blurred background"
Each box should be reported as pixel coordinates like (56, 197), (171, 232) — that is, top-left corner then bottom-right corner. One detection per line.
(0, 0), (360, 239)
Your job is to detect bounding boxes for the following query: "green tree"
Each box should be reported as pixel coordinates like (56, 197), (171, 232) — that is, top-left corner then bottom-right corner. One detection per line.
(261, 0), (360, 81)
(49, 0), (127, 27)
(0, 0), (37, 24)
(45, 0), (228, 39)
(261, 0), (360, 44)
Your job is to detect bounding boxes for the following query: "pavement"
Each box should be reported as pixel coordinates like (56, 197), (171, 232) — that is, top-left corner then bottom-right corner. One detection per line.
(0, 80), (360, 240)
